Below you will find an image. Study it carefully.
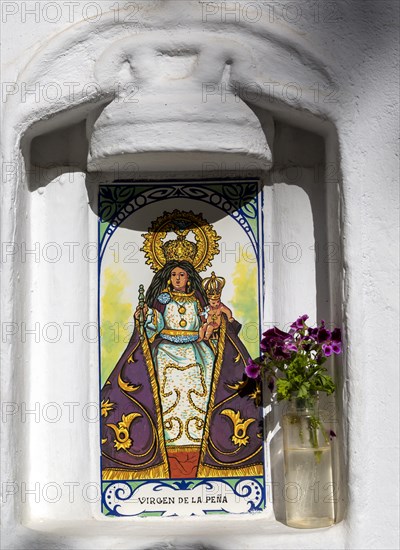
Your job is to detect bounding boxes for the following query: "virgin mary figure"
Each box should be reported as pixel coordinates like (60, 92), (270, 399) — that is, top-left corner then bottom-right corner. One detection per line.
(101, 211), (263, 480)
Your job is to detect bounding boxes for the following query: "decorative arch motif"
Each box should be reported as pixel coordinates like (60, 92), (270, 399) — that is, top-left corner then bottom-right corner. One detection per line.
(98, 182), (260, 262)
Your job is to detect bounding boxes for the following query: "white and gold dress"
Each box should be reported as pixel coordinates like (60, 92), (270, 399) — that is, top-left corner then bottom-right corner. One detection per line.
(145, 290), (215, 450)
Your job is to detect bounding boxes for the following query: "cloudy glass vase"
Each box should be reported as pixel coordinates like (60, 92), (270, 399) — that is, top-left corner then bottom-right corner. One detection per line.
(282, 397), (335, 529)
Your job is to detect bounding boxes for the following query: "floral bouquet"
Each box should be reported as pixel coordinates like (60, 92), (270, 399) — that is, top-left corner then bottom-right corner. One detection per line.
(245, 314), (342, 403)
(246, 315), (343, 521)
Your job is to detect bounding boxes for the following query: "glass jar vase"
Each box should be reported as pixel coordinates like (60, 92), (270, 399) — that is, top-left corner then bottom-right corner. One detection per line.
(282, 397), (335, 529)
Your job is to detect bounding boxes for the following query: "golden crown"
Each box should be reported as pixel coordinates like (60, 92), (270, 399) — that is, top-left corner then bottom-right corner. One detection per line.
(142, 210), (221, 273)
(162, 231), (197, 264)
(202, 271), (225, 298)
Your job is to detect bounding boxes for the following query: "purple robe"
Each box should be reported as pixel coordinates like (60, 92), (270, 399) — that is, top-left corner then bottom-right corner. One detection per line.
(101, 307), (263, 480)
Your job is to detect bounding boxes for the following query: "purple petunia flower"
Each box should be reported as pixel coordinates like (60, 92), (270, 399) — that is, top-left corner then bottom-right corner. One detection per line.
(332, 342), (342, 354)
(274, 345), (291, 360)
(245, 359), (261, 379)
(318, 327), (331, 343)
(322, 343), (333, 357)
(261, 327), (292, 356)
(290, 314), (309, 330)
(262, 326), (291, 341)
(331, 328), (342, 343)
(285, 341), (298, 352)
(308, 327), (318, 339)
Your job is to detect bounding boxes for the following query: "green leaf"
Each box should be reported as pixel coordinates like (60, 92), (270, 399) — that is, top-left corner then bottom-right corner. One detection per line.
(297, 385), (308, 398)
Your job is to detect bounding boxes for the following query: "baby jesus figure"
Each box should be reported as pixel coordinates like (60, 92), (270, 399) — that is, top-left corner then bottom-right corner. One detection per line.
(197, 272), (234, 342)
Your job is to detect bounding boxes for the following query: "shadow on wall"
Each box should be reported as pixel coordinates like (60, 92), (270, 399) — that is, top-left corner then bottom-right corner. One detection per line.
(27, 119), (89, 192)
(271, 121), (329, 321)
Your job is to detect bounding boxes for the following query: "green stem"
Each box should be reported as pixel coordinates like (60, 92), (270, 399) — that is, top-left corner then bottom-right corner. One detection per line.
(308, 414), (324, 463)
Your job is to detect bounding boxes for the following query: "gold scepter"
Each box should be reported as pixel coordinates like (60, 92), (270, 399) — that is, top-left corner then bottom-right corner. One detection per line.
(138, 284), (145, 341)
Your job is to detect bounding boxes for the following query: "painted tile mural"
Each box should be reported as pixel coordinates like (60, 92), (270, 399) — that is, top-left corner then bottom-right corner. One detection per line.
(98, 180), (265, 517)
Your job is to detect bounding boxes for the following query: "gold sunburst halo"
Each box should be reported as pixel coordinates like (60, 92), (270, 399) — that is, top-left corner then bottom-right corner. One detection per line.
(141, 210), (221, 272)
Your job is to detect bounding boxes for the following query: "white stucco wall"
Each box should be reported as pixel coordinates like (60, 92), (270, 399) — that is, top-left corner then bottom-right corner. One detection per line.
(1, 1), (399, 549)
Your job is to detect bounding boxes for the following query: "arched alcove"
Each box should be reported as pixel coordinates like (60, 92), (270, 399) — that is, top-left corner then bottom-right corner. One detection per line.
(2, 2), (348, 547)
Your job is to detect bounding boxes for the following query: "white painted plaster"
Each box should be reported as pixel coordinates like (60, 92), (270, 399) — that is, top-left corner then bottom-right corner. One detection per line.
(87, 32), (273, 171)
(1, 1), (399, 549)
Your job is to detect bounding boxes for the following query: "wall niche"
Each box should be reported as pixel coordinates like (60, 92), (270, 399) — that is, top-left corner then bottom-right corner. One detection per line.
(5, 5), (347, 547)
